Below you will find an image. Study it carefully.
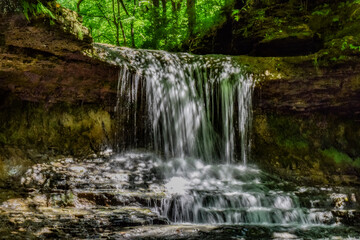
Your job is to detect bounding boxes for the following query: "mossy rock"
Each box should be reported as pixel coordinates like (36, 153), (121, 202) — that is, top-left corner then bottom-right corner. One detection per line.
(252, 112), (360, 186)
(0, 98), (112, 186)
(189, 0), (360, 66)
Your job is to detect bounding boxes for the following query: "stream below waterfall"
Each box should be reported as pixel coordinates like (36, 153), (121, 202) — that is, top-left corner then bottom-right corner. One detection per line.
(1, 151), (359, 239)
(1, 47), (359, 239)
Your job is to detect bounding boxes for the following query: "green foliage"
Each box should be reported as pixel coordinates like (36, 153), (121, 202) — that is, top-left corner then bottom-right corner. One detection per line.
(355, 158), (360, 168)
(282, 139), (308, 150)
(60, 191), (75, 206)
(321, 147), (360, 168)
(21, 0), (56, 21)
(232, 9), (240, 21)
(338, 38), (360, 52)
(330, 55), (346, 62)
(322, 147), (353, 165)
(57, 0), (231, 50)
(266, 115), (309, 151)
(254, 8), (265, 21)
(311, 8), (330, 16)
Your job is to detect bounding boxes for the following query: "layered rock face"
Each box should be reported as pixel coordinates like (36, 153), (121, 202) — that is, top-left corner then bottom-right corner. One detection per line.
(249, 56), (360, 185)
(249, 49), (360, 185)
(0, 2), (118, 104)
(0, 2), (119, 185)
(254, 64), (360, 115)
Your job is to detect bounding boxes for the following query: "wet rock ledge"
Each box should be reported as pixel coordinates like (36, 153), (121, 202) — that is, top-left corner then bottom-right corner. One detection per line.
(0, 152), (169, 239)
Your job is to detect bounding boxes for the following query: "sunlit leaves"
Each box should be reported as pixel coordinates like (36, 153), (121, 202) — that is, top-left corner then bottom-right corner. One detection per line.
(57, 0), (230, 50)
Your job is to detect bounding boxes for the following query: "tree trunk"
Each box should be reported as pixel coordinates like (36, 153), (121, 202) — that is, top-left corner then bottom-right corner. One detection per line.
(160, 0), (167, 44)
(171, 0), (176, 12)
(77, 0), (84, 12)
(115, 25), (120, 46)
(120, 20), (127, 45)
(116, 0), (127, 45)
(151, 0), (161, 47)
(186, 0), (196, 37)
(112, 0), (120, 46)
(171, 0), (181, 12)
(131, 0), (136, 48)
(153, 0), (160, 7)
(130, 22), (135, 47)
(118, 0), (129, 15)
(161, 0), (167, 14)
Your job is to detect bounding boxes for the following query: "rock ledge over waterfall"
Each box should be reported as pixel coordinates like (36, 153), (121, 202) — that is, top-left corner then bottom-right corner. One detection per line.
(0, 1), (118, 104)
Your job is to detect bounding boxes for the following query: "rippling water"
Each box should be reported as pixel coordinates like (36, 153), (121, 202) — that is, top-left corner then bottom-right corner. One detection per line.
(155, 157), (337, 226)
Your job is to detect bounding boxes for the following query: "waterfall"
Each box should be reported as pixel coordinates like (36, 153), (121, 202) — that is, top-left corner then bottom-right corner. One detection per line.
(113, 48), (253, 164)
(105, 46), (325, 226)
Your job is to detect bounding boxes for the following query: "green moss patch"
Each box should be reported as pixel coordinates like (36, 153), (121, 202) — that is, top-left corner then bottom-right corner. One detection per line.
(0, 98), (112, 185)
(252, 112), (360, 186)
(322, 147), (360, 169)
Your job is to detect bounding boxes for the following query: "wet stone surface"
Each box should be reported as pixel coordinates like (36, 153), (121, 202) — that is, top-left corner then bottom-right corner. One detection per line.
(0, 151), (360, 239)
(0, 152), (169, 239)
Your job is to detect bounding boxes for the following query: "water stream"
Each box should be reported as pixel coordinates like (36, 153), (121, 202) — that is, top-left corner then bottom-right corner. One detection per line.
(110, 47), (344, 227)
(114, 48), (253, 164)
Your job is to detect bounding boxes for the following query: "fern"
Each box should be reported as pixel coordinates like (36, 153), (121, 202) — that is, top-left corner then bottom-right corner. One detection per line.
(21, 0), (56, 21)
(22, 1), (31, 21)
(37, 2), (56, 19)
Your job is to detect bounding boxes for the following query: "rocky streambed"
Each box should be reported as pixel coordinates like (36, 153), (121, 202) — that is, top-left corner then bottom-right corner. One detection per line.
(1, 151), (360, 239)
(0, 151), (168, 239)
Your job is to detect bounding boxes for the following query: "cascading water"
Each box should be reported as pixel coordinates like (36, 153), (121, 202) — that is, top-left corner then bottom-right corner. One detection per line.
(107, 46), (335, 226)
(114, 48), (253, 164)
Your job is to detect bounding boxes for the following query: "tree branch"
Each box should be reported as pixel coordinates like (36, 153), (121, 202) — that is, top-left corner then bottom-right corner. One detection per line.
(77, 0), (84, 12)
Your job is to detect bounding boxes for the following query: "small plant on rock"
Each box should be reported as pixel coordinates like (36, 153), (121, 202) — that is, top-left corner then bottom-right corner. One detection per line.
(21, 0), (55, 21)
